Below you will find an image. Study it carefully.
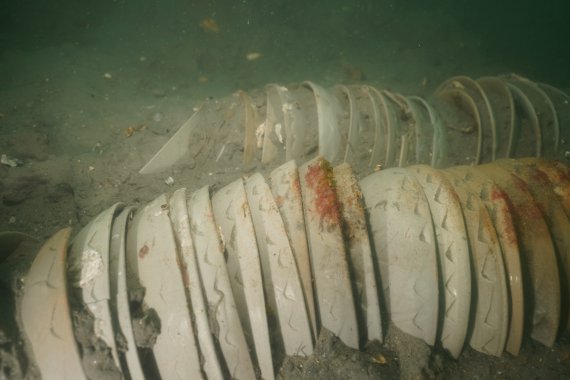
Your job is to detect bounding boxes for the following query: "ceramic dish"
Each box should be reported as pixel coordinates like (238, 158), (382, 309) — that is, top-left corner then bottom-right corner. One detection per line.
(476, 76), (516, 159)
(109, 206), (146, 379)
(187, 186), (256, 379)
(21, 228), (87, 379)
(407, 96), (433, 165)
(437, 77), (494, 163)
(434, 83), (483, 165)
(299, 157), (359, 349)
(68, 203), (123, 369)
(442, 169), (509, 356)
(407, 165), (471, 358)
(493, 159), (570, 332)
(475, 164), (560, 347)
(446, 165), (525, 356)
(245, 173), (314, 356)
(303, 81), (344, 163)
(538, 83), (569, 154)
(211, 179), (275, 379)
(333, 85), (361, 164)
(360, 167), (439, 346)
(504, 75), (558, 157)
(269, 160), (317, 337)
(505, 82), (541, 157)
(169, 188), (225, 379)
(125, 194), (203, 379)
(334, 164), (383, 344)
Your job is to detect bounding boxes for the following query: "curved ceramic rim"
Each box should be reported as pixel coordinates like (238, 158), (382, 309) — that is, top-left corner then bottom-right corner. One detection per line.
(382, 91), (416, 167)
(109, 206), (146, 379)
(211, 179), (275, 379)
(299, 157), (359, 349)
(360, 167), (439, 346)
(505, 75), (559, 156)
(365, 86), (388, 167)
(435, 85), (483, 165)
(409, 96), (447, 168)
(303, 81), (343, 162)
(333, 85), (360, 164)
(475, 164), (560, 347)
(407, 165), (472, 358)
(334, 164), (383, 344)
(275, 85), (305, 161)
(442, 169), (509, 356)
(269, 160), (318, 338)
(505, 82), (542, 157)
(444, 165), (525, 356)
(477, 76), (517, 159)
(68, 203), (123, 369)
(528, 158), (570, 217)
(187, 186), (256, 379)
(493, 159), (570, 332)
(261, 85), (286, 165)
(169, 188), (225, 379)
(407, 96), (433, 165)
(21, 228), (87, 379)
(538, 83), (569, 153)
(239, 90), (259, 165)
(244, 173), (314, 356)
(125, 194), (203, 379)
(377, 89), (401, 167)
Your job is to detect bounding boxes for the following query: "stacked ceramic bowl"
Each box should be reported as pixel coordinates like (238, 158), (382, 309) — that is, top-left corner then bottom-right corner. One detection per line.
(9, 156), (569, 379)
(140, 75), (569, 176)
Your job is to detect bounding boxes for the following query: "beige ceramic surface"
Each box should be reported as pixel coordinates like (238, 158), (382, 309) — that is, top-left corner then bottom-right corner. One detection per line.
(169, 188), (225, 380)
(303, 81), (344, 163)
(528, 158), (570, 216)
(269, 160), (317, 338)
(407, 165), (471, 358)
(364, 86), (388, 167)
(278, 86), (307, 161)
(262, 85), (286, 165)
(68, 203), (123, 369)
(493, 159), (570, 332)
(435, 84), (483, 165)
(382, 92), (417, 167)
(126, 194), (203, 380)
(378, 89), (400, 168)
(299, 157), (359, 349)
(21, 228), (87, 380)
(407, 96), (433, 165)
(445, 166), (525, 356)
(333, 85), (360, 164)
(187, 186), (256, 379)
(443, 169), (509, 356)
(334, 164), (383, 344)
(359, 167), (439, 346)
(505, 76), (559, 157)
(538, 83), (569, 151)
(506, 83), (542, 157)
(245, 173), (314, 356)
(440, 76), (496, 162)
(211, 179), (275, 379)
(475, 164), (560, 347)
(477, 76), (516, 158)
(109, 207), (145, 379)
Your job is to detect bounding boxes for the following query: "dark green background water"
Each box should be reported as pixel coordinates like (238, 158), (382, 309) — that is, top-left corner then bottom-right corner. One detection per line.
(1, 0), (568, 90)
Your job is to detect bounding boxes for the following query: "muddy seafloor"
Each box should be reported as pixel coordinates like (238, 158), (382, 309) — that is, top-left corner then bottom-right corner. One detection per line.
(1, 0), (570, 378)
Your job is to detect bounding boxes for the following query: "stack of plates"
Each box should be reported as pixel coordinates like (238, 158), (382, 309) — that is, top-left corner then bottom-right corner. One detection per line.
(360, 157), (570, 358)
(434, 74), (568, 166)
(140, 75), (569, 176)
(6, 157), (569, 378)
